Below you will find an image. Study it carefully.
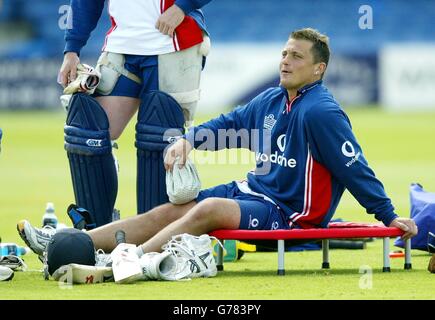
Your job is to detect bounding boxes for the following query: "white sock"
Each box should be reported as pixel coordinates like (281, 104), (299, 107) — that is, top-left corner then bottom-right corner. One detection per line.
(136, 245), (144, 258)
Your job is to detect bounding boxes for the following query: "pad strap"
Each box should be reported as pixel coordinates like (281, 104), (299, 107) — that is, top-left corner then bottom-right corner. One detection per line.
(98, 54), (142, 84)
(168, 89), (201, 104)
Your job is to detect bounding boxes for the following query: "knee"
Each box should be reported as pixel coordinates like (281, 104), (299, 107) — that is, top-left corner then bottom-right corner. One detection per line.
(162, 203), (186, 221)
(185, 198), (218, 225)
(144, 202), (187, 224)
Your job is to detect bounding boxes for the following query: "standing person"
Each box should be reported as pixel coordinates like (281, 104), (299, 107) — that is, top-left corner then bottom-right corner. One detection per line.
(21, 28), (417, 281)
(58, 0), (212, 227)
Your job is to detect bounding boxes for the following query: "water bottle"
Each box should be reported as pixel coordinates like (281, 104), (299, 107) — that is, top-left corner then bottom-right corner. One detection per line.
(42, 202), (58, 228)
(0, 243), (29, 257)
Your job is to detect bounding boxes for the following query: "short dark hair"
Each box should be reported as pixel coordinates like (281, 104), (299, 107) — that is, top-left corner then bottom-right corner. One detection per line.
(290, 28), (330, 67)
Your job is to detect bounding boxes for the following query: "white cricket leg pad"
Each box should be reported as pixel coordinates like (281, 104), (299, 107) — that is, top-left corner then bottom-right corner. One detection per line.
(199, 35), (211, 57)
(158, 40), (207, 125)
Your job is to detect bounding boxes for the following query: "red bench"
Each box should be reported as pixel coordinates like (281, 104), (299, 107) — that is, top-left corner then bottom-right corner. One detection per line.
(210, 222), (412, 275)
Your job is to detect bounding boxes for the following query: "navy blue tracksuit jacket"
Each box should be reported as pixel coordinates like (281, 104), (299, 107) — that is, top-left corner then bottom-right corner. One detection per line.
(186, 81), (398, 228)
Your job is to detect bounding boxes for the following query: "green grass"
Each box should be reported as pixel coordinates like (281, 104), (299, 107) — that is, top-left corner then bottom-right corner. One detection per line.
(0, 108), (434, 300)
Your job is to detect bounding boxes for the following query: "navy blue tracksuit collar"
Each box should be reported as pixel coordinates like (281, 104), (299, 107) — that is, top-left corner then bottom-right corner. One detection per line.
(280, 80), (323, 100)
(281, 80), (323, 114)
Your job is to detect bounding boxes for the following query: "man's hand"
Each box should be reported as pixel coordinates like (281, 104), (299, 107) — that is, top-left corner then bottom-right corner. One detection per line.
(389, 217), (418, 241)
(58, 52), (80, 88)
(155, 4), (185, 37)
(164, 138), (193, 172)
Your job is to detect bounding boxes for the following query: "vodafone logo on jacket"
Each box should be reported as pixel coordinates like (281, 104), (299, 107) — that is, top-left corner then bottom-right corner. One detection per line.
(277, 134), (286, 152)
(255, 134), (297, 168)
(342, 141), (361, 167)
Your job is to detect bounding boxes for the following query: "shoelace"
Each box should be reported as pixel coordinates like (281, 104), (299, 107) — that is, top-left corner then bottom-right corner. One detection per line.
(95, 249), (112, 267)
(38, 224), (56, 237)
(161, 238), (202, 279)
(163, 239), (192, 258)
(208, 236), (224, 251)
(161, 235), (225, 276)
(163, 234), (224, 256)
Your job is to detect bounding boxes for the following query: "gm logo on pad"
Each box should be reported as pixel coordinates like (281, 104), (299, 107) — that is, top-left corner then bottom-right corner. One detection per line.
(86, 139), (103, 147)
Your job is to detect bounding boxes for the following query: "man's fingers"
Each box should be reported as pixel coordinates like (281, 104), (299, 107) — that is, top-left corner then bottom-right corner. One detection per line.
(58, 72), (68, 88)
(162, 24), (171, 36)
(178, 154), (187, 169)
(156, 18), (168, 35)
(69, 67), (77, 82)
(168, 27), (175, 38)
(398, 221), (418, 240)
(396, 221), (410, 232)
(402, 232), (412, 241)
(158, 24), (166, 35)
(164, 156), (172, 172)
(164, 148), (177, 172)
(402, 230), (415, 241)
(408, 223), (418, 238)
(164, 159), (174, 172)
(404, 221), (418, 235)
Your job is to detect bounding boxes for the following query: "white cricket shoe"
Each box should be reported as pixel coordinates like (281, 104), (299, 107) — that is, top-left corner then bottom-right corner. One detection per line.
(95, 249), (112, 267)
(111, 248), (192, 283)
(52, 263), (113, 284)
(110, 243), (143, 284)
(162, 233), (219, 278)
(17, 220), (57, 256)
(139, 251), (192, 281)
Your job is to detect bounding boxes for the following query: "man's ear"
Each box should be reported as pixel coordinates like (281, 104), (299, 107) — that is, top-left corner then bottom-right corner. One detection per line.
(316, 62), (327, 76)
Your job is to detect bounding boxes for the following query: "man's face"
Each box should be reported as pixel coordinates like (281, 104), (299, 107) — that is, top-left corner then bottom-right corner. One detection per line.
(279, 38), (318, 91)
